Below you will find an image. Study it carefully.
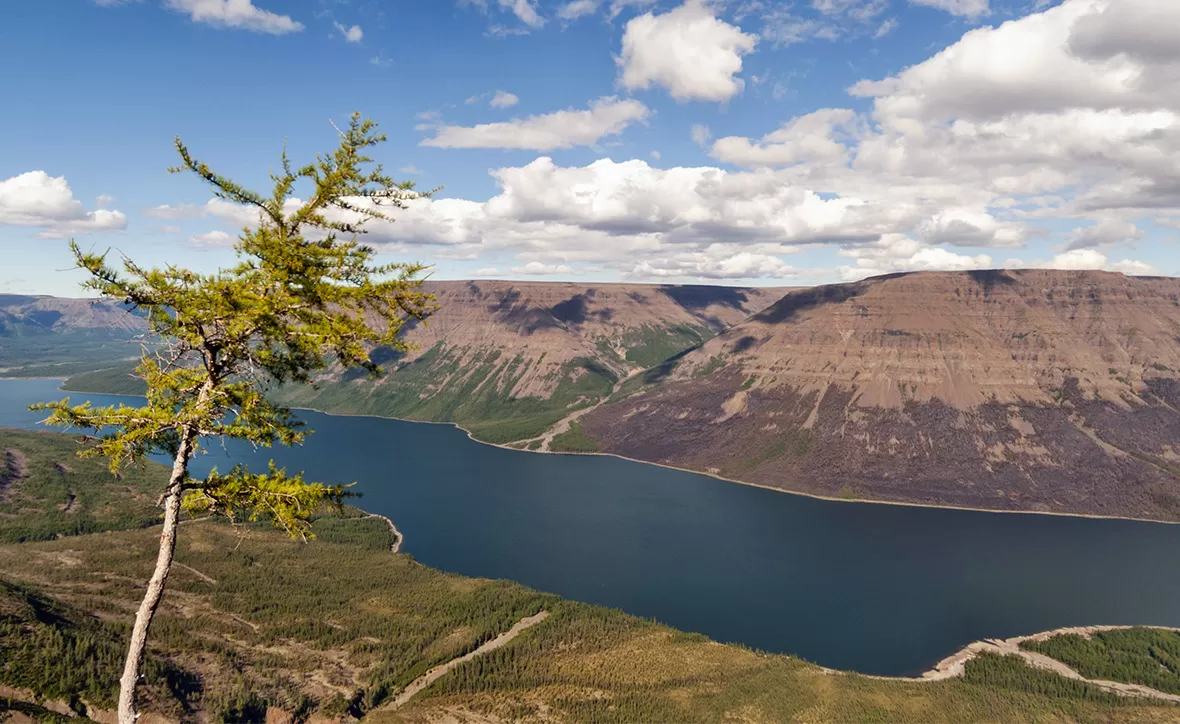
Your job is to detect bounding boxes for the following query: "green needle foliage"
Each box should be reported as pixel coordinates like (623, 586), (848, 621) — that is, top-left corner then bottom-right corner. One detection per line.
(29, 112), (437, 722)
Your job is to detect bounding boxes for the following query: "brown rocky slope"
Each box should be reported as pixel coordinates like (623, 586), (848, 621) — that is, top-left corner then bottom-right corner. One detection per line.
(581, 269), (1180, 521)
(228, 280), (788, 443)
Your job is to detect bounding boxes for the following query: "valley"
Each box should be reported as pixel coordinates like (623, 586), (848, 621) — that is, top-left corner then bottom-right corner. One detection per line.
(45, 270), (1180, 523)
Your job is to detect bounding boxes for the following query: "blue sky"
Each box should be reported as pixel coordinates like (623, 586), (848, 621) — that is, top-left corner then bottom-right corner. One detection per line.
(1, 0), (1176, 296)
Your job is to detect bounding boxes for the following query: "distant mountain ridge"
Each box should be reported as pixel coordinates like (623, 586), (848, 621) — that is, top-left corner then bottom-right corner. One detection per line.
(0, 294), (145, 336)
(60, 280), (788, 444)
(580, 269), (1180, 521)
(37, 271), (1180, 521)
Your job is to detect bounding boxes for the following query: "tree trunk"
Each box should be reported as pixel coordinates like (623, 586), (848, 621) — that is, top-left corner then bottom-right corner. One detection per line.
(117, 426), (196, 724)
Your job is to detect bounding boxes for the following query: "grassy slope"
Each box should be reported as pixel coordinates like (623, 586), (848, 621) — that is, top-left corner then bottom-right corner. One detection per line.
(63, 347), (622, 445)
(0, 428), (163, 543)
(0, 430), (1177, 723)
(0, 328), (142, 378)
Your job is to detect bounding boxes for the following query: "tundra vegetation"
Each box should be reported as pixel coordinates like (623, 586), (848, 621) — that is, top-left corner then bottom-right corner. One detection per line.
(29, 114), (435, 723)
(1, 429), (1179, 723)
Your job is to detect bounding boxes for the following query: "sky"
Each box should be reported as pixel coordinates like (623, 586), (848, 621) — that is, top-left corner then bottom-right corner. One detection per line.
(1, 0), (1177, 296)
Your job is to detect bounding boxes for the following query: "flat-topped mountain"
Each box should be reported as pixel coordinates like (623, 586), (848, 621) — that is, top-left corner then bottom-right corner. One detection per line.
(581, 270), (1180, 520)
(61, 280), (787, 443)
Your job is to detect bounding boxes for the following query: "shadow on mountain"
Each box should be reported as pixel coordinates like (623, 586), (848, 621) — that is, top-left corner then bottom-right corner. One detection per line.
(968, 269), (1017, 296)
(642, 346), (698, 384)
(662, 285), (751, 312)
(754, 283), (869, 324)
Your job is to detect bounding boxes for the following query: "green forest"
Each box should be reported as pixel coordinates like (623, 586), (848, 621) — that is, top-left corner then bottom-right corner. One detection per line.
(2, 429), (1178, 722)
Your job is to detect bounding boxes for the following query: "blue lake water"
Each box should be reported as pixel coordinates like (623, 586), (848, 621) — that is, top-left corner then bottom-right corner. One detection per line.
(3, 377), (1180, 676)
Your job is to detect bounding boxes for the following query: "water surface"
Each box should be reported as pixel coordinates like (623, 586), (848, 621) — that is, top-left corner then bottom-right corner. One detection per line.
(3, 377), (1179, 676)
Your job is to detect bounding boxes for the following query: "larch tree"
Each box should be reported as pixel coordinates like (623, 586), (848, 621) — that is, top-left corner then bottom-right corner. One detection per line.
(32, 113), (437, 724)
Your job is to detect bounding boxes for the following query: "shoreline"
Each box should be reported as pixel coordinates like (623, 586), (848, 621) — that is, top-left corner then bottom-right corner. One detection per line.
(10, 378), (1180, 687)
(858, 624), (1180, 703)
(362, 512), (403, 554)
(284, 403), (1180, 528)
(30, 376), (1180, 527)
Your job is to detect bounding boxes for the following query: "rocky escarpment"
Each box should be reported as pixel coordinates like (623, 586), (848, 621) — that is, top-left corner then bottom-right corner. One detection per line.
(269, 280), (788, 443)
(582, 270), (1180, 521)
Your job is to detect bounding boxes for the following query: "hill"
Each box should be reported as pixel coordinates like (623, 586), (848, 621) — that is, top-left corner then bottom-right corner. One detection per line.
(0, 294), (145, 377)
(64, 280), (787, 444)
(580, 269), (1180, 520)
(1, 428), (1176, 723)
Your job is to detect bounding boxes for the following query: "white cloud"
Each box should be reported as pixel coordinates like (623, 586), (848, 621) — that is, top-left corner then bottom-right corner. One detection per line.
(707, 0), (1180, 263)
(617, 0), (758, 103)
(144, 203), (203, 220)
(370, 54), (393, 68)
(838, 234), (993, 280)
(1064, 219), (1145, 250)
(188, 230), (234, 248)
(626, 244), (797, 280)
(755, 0), (888, 46)
(334, 22), (363, 42)
(165, 0), (303, 34)
(558, 0), (598, 19)
(711, 109), (862, 168)
(0, 171), (127, 238)
(690, 124), (712, 147)
(489, 90), (520, 108)
(874, 17), (898, 37)
(512, 261), (574, 275)
(1008, 248), (1158, 275)
(96, 194), (116, 208)
(650, 150), (662, 160)
(473, 266), (502, 276)
(488, 0), (545, 28)
(400, 165), (424, 175)
(420, 97), (650, 150)
(140, 0), (1178, 282)
(916, 208), (1026, 247)
(907, 0), (989, 17)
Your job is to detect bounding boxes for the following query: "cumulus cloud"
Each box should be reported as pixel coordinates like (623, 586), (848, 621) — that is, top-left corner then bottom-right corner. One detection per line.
(420, 97), (649, 150)
(617, 0), (757, 103)
(1008, 248), (1158, 275)
(143, 1), (1176, 283)
(706, 0), (1179, 268)
(334, 22), (363, 42)
(0, 171), (127, 239)
(188, 230), (234, 248)
(512, 261), (575, 275)
(711, 109), (863, 168)
(1064, 219), (1145, 250)
(626, 243), (798, 280)
(838, 234), (993, 280)
(165, 0), (303, 34)
(489, 90), (520, 108)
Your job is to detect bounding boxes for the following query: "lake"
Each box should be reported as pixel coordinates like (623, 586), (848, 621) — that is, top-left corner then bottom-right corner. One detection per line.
(3, 376), (1180, 676)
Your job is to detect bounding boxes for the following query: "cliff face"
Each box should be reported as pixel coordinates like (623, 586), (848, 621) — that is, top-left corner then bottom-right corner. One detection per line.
(581, 270), (1180, 520)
